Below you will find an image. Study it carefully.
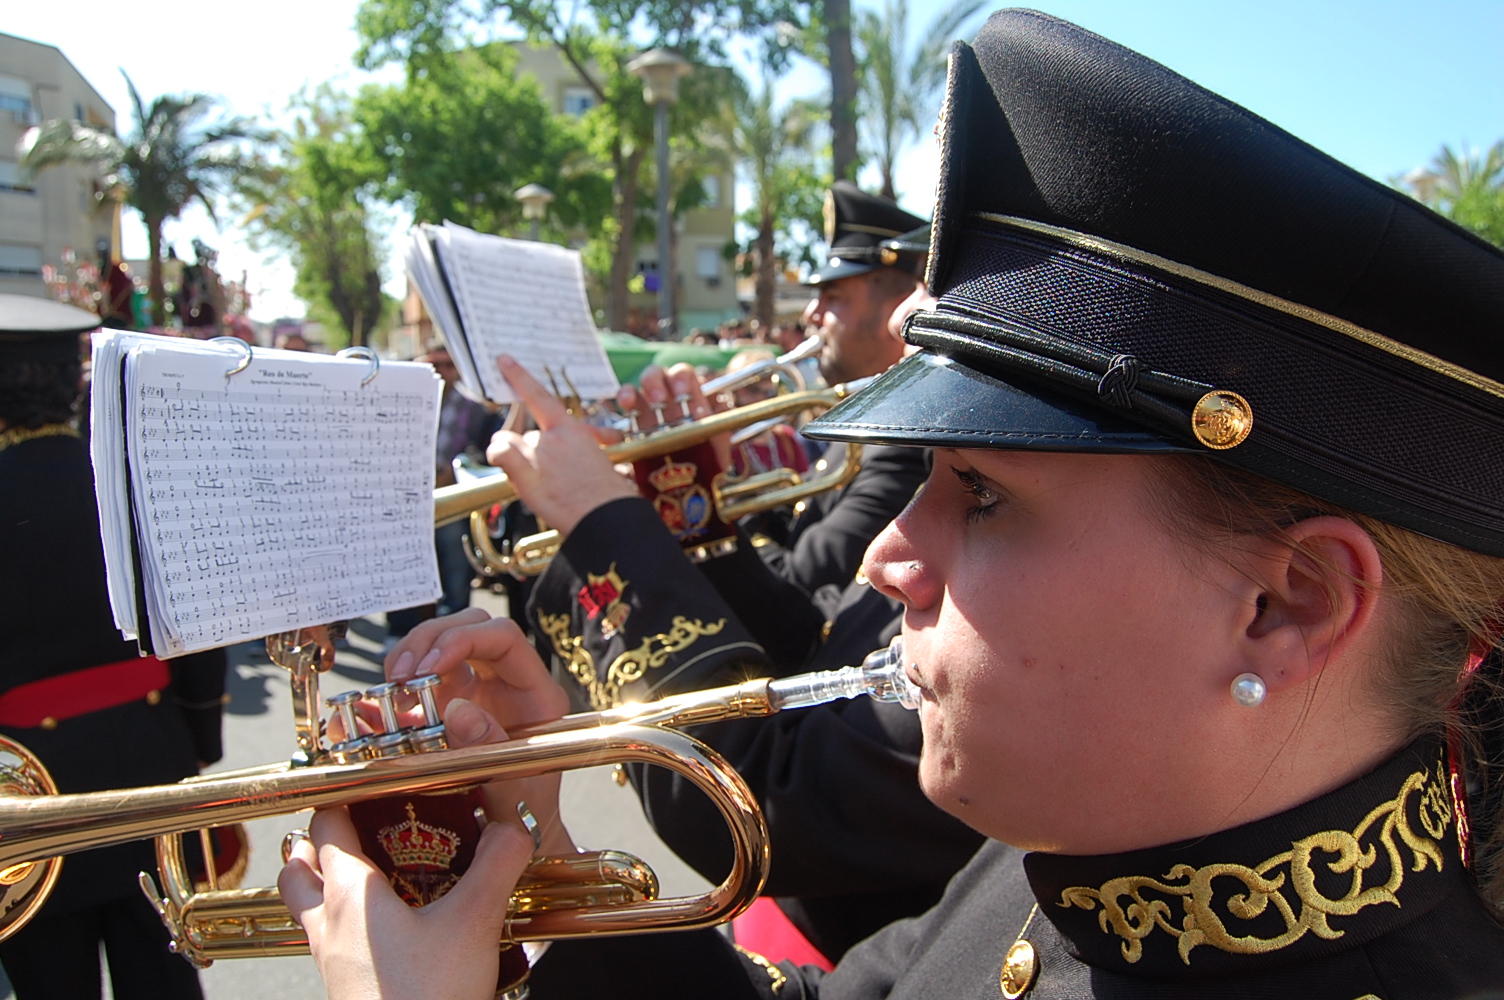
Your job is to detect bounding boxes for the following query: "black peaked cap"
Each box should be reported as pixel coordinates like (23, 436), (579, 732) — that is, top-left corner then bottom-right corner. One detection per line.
(806, 9), (1504, 556)
(0, 294), (99, 363)
(807, 181), (927, 285)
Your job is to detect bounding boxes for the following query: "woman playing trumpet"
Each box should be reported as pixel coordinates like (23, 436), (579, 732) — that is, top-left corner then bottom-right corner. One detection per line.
(279, 10), (1504, 996)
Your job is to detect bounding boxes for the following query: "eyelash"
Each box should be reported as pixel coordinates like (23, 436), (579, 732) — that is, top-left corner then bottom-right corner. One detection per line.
(953, 468), (1002, 522)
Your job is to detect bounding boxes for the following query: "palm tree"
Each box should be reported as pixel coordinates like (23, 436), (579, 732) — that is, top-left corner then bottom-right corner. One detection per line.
(1401, 141), (1504, 249)
(856, 0), (986, 200)
(20, 73), (251, 326)
(710, 72), (822, 329)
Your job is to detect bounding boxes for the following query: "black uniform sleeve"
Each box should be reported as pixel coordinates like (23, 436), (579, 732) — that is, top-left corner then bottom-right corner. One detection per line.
(749, 446), (927, 596)
(167, 648), (227, 765)
(530, 929), (811, 999)
(528, 498), (772, 710)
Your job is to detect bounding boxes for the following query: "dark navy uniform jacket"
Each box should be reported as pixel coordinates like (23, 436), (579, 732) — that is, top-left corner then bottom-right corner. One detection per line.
(0, 433), (225, 914)
(531, 736), (1504, 997)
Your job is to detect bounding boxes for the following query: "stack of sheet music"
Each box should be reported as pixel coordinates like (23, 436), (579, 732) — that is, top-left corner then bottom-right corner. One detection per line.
(91, 332), (443, 656)
(403, 220), (620, 404)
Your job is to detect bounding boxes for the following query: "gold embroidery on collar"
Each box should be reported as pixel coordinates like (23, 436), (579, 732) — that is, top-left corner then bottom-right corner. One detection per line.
(536, 612), (726, 710)
(1059, 762), (1452, 965)
(0, 423), (79, 453)
(735, 946), (788, 994)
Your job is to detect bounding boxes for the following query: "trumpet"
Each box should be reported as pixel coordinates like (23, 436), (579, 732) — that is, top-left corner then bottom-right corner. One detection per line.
(448, 377), (871, 578)
(0, 633), (916, 968)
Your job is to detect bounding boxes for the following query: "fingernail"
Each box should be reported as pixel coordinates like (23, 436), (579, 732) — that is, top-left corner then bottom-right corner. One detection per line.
(390, 650), (415, 681)
(446, 698), (487, 743)
(417, 648), (441, 675)
(498, 354), (517, 369)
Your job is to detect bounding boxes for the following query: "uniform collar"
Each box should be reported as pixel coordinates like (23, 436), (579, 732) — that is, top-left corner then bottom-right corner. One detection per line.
(1024, 738), (1471, 978)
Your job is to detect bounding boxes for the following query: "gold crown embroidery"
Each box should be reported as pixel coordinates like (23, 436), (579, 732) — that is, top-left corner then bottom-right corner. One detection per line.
(647, 456), (699, 493)
(1059, 758), (1453, 965)
(378, 802), (461, 870)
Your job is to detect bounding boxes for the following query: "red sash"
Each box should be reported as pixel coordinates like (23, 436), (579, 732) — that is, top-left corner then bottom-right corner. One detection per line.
(0, 656), (170, 728)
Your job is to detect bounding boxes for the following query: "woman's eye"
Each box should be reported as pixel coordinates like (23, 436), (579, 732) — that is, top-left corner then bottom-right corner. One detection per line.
(953, 468), (1002, 522)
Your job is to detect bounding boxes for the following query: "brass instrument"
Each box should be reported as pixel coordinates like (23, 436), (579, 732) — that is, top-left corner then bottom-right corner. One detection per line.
(451, 378), (870, 578)
(0, 629), (915, 967)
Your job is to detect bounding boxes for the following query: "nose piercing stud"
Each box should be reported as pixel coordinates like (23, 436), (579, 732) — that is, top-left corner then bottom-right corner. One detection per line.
(1230, 672), (1267, 707)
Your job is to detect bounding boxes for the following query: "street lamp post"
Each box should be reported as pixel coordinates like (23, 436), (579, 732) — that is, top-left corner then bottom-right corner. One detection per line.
(514, 183), (555, 242)
(627, 48), (692, 340)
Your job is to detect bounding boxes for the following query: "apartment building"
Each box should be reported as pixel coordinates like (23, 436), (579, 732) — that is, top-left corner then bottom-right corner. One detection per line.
(0, 31), (118, 299)
(512, 42), (741, 333)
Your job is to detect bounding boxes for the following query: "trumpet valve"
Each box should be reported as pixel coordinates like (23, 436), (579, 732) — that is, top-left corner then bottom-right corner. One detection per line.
(404, 674), (449, 753)
(365, 682), (404, 734)
(406, 674), (443, 727)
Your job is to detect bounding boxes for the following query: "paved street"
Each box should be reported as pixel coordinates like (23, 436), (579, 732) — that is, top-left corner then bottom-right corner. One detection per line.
(0, 590), (709, 999)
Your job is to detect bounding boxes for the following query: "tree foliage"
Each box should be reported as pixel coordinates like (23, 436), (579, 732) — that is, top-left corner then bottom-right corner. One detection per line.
(20, 73), (251, 325)
(1402, 140), (1504, 249)
(855, 0), (983, 200)
(353, 42), (606, 239)
(235, 88), (389, 349)
(353, 0), (762, 331)
(713, 71), (824, 328)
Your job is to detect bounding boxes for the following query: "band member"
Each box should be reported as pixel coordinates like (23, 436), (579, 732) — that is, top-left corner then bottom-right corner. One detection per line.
(284, 10), (1504, 996)
(0, 297), (227, 999)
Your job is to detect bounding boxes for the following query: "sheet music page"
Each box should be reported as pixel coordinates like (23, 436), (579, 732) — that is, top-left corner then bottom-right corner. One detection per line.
(122, 344), (441, 655)
(435, 221), (619, 403)
(91, 331), (227, 638)
(404, 227), (484, 397)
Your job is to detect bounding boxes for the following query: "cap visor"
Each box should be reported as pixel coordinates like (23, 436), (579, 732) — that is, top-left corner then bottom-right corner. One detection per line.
(804, 259), (876, 286)
(804, 351), (1191, 453)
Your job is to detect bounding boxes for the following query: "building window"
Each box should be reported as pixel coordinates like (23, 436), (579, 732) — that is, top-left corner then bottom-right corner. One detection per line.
(0, 161), (34, 194)
(0, 244), (44, 277)
(701, 175), (720, 208)
(0, 75), (34, 123)
(562, 86), (596, 116)
(696, 245), (721, 284)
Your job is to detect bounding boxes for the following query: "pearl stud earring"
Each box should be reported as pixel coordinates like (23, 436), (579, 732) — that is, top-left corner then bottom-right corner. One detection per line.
(1230, 673), (1267, 707)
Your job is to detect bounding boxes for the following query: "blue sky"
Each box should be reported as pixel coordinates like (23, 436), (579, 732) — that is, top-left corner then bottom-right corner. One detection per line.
(5, 1), (1501, 320)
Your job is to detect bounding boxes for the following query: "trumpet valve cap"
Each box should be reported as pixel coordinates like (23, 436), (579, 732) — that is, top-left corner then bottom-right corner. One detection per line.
(325, 690), (362, 742)
(404, 674), (443, 728)
(364, 681), (403, 733)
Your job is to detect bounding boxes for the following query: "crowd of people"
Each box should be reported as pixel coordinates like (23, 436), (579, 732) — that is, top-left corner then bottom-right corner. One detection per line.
(3, 8), (1504, 1000)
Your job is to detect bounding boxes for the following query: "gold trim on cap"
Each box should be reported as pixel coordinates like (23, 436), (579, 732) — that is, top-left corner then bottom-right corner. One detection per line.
(1191, 391), (1253, 449)
(973, 213), (1504, 402)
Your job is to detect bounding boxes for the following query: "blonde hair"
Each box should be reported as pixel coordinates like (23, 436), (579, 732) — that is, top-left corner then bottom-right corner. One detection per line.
(1147, 455), (1504, 910)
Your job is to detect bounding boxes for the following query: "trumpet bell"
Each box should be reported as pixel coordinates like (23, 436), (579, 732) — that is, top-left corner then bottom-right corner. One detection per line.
(0, 736), (62, 944)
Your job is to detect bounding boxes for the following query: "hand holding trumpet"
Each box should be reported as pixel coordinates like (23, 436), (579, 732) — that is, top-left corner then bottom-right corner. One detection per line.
(279, 611), (577, 1000)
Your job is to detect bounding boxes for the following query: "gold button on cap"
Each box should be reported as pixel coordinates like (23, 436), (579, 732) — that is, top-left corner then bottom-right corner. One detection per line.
(39, 717), (57, 731)
(1190, 390), (1253, 450)
(145, 689), (161, 705)
(999, 939), (1038, 998)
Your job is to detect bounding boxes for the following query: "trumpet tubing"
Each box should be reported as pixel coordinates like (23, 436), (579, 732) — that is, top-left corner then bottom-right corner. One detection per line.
(434, 382), (863, 529)
(0, 678), (783, 958)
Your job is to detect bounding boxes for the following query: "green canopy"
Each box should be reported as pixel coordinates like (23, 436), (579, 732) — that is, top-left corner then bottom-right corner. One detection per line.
(597, 331), (754, 385)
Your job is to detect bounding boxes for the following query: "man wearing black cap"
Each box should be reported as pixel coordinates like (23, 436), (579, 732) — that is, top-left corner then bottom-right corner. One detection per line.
(0, 296), (226, 999)
(286, 9), (1504, 999)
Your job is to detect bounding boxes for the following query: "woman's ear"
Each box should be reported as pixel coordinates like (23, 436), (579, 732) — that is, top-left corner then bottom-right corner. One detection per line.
(1240, 517), (1384, 693)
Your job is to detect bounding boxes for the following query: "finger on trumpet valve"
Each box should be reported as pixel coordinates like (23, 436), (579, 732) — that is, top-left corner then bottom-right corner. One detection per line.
(281, 828), (309, 864)
(672, 392), (694, 425)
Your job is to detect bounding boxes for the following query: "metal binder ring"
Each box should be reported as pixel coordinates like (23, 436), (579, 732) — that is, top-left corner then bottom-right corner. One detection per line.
(208, 336), (253, 377)
(335, 346), (380, 387)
